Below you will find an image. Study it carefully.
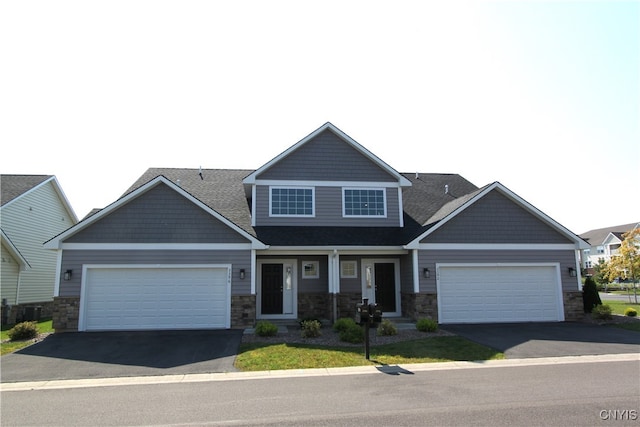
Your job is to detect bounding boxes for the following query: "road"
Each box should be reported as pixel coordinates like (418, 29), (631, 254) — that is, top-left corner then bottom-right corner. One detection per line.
(600, 292), (640, 303)
(2, 357), (639, 426)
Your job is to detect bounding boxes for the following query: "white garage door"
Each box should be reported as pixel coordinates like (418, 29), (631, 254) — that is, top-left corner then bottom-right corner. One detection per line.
(437, 264), (563, 324)
(81, 266), (230, 331)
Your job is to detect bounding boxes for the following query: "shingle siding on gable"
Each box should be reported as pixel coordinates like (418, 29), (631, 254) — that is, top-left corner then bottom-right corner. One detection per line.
(58, 249), (252, 296)
(423, 190), (571, 244)
(257, 130), (396, 182)
(66, 184), (249, 244)
(255, 186), (400, 227)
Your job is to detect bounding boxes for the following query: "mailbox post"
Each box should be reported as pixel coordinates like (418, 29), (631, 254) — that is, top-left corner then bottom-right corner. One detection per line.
(356, 298), (382, 360)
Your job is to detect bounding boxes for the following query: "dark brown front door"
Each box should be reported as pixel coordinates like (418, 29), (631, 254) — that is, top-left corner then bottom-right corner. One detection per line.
(261, 264), (283, 314)
(375, 262), (396, 312)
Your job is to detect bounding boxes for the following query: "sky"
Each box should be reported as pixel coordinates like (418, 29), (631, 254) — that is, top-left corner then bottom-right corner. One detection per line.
(1, 0), (638, 235)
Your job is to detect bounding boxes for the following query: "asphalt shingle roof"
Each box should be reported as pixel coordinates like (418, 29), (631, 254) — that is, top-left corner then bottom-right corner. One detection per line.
(579, 222), (639, 246)
(123, 168), (481, 246)
(1, 175), (52, 206)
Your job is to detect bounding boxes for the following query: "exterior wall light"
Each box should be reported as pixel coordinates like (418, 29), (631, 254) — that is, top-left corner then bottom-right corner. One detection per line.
(64, 269), (72, 281)
(239, 269), (246, 280)
(423, 268), (430, 279)
(568, 267), (577, 277)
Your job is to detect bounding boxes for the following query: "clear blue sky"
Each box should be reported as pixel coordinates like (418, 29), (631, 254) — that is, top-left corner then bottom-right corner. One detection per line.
(1, 1), (638, 234)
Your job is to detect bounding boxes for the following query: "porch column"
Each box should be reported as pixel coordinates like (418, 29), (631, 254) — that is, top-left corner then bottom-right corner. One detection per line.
(412, 249), (420, 293)
(329, 249), (340, 322)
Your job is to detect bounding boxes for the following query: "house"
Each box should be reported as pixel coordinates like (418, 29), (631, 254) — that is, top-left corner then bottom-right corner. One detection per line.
(1, 175), (78, 324)
(579, 222), (639, 275)
(44, 123), (588, 332)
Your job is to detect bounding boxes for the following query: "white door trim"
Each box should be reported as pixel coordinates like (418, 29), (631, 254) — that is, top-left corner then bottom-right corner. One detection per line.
(361, 258), (401, 316)
(256, 259), (298, 320)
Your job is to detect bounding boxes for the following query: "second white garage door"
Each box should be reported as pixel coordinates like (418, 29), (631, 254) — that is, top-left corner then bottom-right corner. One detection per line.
(81, 265), (230, 331)
(437, 264), (564, 324)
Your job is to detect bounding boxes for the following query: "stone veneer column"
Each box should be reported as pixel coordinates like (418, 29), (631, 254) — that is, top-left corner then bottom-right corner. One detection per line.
(563, 291), (584, 321)
(52, 297), (80, 332)
(401, 292), (438, 321)
(231, 295), (256, 328)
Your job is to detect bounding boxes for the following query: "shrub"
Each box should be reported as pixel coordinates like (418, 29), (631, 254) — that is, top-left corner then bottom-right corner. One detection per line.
(582, 276), (602, 313)
(592, 304), (613, 320)
(624, 307), (638, 317)
(416, 318), (438, 333)
(377, 319), (397, 336)
(339, 323), (364, 343)
(255, 320), (278, 337)
(333, 317), (357, 333)
(300, 320), (322, 338)
(7, 321), (39, 341)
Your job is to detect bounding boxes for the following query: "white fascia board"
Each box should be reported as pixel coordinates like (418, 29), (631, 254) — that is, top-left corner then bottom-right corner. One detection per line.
(405, 182), (590, 250)
(416, 243), (577, 250)
(50, 176), (79, 223)
(1, 229), (31, 269)
(602, 232), (622, 245)
(58, 243), (256, 250)
(242, 123), (411, 187)
(259, 247), (408, 255)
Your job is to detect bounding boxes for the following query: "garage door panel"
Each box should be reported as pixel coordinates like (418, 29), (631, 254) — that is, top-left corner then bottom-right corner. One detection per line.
(438, 265), (562, 324)
(83, 267), (229, 331)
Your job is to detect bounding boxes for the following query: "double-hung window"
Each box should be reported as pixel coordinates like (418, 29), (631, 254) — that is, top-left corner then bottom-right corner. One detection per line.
(270, 187), (314, 217)
(343, 188), (386, 217)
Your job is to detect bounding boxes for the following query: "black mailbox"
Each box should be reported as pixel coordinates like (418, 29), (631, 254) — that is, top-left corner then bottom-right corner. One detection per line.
(370, 303), (382, 327)
(355, 303), (369, 325)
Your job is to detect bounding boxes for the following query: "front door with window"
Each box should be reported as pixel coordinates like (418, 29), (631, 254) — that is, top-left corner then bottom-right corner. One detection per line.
(258, 260), (296, 319)
(362, 259), (400, 316)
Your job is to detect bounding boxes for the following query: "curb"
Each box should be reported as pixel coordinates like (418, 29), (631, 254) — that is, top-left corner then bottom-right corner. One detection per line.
(2, 353), (638, 392)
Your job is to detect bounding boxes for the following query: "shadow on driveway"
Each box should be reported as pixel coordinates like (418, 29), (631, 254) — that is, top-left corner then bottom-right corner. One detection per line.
(443, 322), (640, 359)
(1, 329), (243, 383)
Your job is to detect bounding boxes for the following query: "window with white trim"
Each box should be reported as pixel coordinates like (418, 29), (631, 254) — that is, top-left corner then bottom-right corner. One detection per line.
(343, 188), (386, 217)
(302, 261), (319, 279)
(340, 261), (357, 278)
(270, 187), (314, 216)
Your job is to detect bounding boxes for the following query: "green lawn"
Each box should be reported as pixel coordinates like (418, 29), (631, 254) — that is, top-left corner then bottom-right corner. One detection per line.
(601, 300), (640, 332)
(1, 319), (53, 356)
(235, 336), (504, 371)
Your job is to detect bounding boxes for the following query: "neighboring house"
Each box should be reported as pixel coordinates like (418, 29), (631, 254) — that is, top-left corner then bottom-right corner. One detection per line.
(45, 123), (588, 332)
(1, 175), (78, 324)
(579, 222), (639, 275)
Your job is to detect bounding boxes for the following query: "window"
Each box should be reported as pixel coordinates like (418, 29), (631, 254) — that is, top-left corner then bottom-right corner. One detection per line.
(270, 187), (314, 216)
(596, 246), (605, 254)
(340, 261), (357, 278)
(302, 261), (319, 279)
(343, 188), (386, 217)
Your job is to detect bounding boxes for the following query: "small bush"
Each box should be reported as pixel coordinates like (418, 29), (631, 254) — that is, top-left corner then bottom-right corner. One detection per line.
(592, 304), (613, 320)
(377, 319), (397, 336)
(416, 318), (438, 333)
(300, 320), (322, 338)
(255, 320), (278, 337)
(339, 323), (364, 343)
(624, 307), (638, 317)
(7, 321), (39, 341)
(333, 317), (357, 333)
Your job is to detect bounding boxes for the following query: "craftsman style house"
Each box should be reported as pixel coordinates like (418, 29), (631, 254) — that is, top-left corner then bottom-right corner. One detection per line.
(45, 123), (587, 331)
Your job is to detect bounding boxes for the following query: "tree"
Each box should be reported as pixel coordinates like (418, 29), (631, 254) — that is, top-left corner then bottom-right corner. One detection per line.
(604, 228), (640, 304)
(593, 259), (609, 290)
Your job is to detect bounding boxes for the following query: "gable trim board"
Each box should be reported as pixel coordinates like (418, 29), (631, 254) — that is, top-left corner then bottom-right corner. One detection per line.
(44, 176), (267, 250)
(1, 229), (31, 270)
(436, 263), (565, 324)
(79, 264), (231, 331)
(405, 182), (589, 250)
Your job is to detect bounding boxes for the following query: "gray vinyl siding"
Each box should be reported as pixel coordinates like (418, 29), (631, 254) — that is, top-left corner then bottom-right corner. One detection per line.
(338, 256), (361, 293)
(1, 181), (76, 304)
(399, 253), (414, 293)
(298, 256), (328, 293)
(257, 130), (397, 182)
(417, 249), (577, 293)
(58, 249), (252, 296)
(255, 186), (400, 227)
(67, 184), (249, 244)
(423, 190), (571, 244)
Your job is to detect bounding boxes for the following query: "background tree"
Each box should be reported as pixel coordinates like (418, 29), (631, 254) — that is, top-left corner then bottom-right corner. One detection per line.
(604, 228), (639, 304)
(593, 258), (609, 290)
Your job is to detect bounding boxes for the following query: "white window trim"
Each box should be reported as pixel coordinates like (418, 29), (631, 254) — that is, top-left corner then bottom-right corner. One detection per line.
(342, 187), (387, 218)
(340, 260), (358, 278)
(302, 261), (319, 279)
(269, 186), (315, 218)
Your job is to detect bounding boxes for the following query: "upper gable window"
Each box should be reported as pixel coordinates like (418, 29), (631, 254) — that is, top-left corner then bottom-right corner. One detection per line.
(270, 187), (314, 217)
(343, 188), (386, 217)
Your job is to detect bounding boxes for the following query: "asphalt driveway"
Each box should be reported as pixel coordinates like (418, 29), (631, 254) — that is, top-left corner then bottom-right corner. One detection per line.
(443, 322), (640, 358)
(1, 329), (243, 383)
